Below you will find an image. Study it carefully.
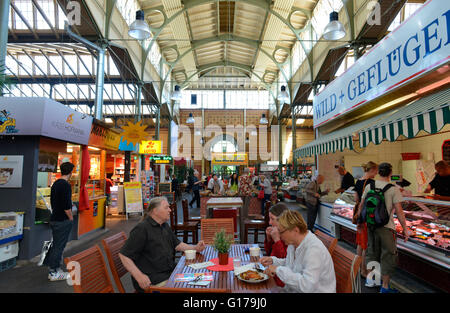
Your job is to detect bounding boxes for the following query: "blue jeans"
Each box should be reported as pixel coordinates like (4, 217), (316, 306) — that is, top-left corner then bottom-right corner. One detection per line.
(261, 194), (271, 215)
(44, 219), (73, 272)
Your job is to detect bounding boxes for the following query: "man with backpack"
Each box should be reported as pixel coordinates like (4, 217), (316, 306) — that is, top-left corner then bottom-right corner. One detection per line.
(355, 162), (409, 293)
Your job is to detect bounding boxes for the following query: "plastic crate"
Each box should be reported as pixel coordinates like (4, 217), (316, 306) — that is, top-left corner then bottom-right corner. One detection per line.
(0, 257), (16, 273)
(401, 153), (421, 160)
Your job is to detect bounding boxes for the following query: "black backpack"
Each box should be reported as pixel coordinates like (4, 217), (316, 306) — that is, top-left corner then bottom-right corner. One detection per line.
(360, 181), (394, 229)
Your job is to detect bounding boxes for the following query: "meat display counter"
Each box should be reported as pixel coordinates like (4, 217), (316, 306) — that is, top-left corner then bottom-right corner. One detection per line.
(330, 195), (450, 273)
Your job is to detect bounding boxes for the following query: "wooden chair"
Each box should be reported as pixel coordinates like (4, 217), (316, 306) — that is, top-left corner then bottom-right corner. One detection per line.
(182, 199), (201, 226)
(331, 244), (362, 293)
(64, 245), (115, 293)
(314, 230), (338, 254)
(146, 286), (228, 293)
(101, 231), (128, 293)
(201, 218), (234, 244)
(170, 202), (199, 244)
(243, 201), (271, 244)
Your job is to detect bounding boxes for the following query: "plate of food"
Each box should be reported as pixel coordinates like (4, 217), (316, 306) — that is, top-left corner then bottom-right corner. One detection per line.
(237, 270), (269, 283)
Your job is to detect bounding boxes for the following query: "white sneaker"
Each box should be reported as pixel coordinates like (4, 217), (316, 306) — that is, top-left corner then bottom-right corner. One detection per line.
(365, 277), (382, 288)
(48, 270), (70, 281)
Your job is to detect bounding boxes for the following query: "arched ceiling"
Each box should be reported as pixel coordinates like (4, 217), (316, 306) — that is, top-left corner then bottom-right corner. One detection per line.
(139, 0), (318, 90)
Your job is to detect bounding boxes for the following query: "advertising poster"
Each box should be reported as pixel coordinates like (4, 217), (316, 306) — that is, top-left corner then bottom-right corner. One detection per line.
(0, 155), (24, 188)
(123, 182), (144, 216)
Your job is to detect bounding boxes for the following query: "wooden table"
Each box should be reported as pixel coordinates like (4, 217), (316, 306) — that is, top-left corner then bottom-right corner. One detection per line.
(205, 197), (243, 218)
(165, 245), (279, 293)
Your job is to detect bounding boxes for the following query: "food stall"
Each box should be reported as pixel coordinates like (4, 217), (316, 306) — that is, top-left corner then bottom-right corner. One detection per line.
(294, 0), (450, 291)
(0, 97), (93, 260)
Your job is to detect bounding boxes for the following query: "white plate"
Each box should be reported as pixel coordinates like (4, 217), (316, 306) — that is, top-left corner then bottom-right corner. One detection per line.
(237, 272), (269, 284)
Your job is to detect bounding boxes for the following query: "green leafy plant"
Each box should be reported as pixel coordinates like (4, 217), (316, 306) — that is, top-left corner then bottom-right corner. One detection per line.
(213, 229), (233, 254)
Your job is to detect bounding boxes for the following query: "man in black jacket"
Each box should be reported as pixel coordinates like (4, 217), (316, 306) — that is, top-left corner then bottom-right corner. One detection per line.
(43, 162), (74, 281)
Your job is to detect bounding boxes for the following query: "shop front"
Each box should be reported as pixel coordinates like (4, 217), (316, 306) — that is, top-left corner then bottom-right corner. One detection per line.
(0, 97), (93, 260)
(294, 0), (450, 292)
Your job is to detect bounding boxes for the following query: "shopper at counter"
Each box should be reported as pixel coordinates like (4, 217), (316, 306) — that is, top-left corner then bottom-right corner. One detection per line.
(335, 166), (355, 194)
(228, 173), (240, 193)
(358, 162), (409, 293)
(304, 175), (329, 231)
(424, 160), (450, 200)
(259, 175), (272, 215)
(43, 161), (75, 282)
(264, 202), (289, 287)
(207, 174), (225, 194)
(119, 197), (206, 292)
(353, 161), (378, 278)
(260, 210), (336, 293)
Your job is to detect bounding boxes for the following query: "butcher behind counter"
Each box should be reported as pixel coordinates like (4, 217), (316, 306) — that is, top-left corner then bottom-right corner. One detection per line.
(423, 160), (450, 201)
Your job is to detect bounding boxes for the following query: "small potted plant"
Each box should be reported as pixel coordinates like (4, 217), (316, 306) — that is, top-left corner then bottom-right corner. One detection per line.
(213, 229), (233, 265)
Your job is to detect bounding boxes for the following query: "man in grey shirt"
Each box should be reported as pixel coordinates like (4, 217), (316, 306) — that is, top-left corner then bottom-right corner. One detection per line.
(304, 175), (329, 231)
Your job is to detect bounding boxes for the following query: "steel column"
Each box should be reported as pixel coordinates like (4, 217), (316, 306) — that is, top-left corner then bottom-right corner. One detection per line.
(94, 47), (106, 120)
(0, 0), (10, 96)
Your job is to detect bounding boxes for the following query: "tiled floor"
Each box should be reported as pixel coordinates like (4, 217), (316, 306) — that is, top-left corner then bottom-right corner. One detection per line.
(0, 192), (440, 293)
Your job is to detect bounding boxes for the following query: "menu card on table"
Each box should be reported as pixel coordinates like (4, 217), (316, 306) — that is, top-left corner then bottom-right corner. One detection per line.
(174, 272), (214, 282)
(187, 261), (215, 270)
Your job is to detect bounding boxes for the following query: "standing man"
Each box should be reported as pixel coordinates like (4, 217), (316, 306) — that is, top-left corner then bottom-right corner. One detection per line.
(189, 171), (202, 209)
(424, 160), (450, 201)
(304, 175), (329, 231)
(356, 162), (409, 293)
(43, 162), (75, 281)
(335, 166), (355, 194)
(239, 168), (253, 243)
(119, 197), (206, 292)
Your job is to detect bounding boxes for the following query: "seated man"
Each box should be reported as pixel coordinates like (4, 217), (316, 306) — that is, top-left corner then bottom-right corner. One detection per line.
(119, 197), (205, 292)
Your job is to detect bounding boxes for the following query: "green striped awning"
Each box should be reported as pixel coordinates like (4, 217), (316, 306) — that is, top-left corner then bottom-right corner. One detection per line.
(359, 88), (450, 148)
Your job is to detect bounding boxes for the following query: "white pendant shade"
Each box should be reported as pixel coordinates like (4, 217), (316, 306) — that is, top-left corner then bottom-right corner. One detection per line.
(128, 11), (151, 40)
(323, 11), (346, 41)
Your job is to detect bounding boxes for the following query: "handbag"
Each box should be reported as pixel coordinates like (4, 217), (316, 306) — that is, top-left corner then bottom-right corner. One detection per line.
(352, 179), (368, 225)
(258, 187), (265, 199)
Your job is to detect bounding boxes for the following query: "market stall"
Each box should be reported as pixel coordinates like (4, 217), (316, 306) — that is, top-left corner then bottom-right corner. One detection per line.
(294, 0), (450, 291)
(0, 97), (93, 259)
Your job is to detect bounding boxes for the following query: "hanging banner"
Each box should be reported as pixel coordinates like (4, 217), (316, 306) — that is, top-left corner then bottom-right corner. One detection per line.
(149, 155), (173, 164)
(123, 182), (144, 214)
(313, 0), (450, 128)
(211, 152), (248, 166)
(89, 123), (121, 150)
(139, 140), (162, 154)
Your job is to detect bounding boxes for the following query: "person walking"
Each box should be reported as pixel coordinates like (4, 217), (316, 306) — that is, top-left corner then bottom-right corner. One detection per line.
(355, 162), (409, 293)
(239, 168), (253, 243)
(43, 162), (75, 281)
(189, 171), (202, 209)
(259, 175), (272, 216)
(352, 161), (378, 278)
(304, 175), (329, 231)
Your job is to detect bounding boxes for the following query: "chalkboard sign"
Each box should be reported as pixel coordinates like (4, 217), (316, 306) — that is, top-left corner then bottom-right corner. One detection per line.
(162, 192), (175, 204)
(158, 182), (172, 194)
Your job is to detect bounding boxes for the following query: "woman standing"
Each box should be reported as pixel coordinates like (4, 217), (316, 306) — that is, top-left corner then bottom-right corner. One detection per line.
(260, 210), (336, 293)
(228, 173), (239, 193)
(353, 161), (378, 278)
(259, 175), (272, 215)
(264, 203), (289, 287)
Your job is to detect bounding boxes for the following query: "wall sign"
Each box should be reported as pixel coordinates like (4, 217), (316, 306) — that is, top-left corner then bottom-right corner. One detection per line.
(89, 123), (121, 150)
(211, 152), (248, 166)
(139, 140), (162, 154)
(150, 155), (173, 164)
(0, 155), (24, 188)
(0, 98), (93, 144)
(313, 0), (450, 128)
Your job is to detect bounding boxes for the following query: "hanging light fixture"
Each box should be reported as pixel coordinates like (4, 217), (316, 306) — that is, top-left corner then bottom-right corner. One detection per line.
(186, 113), (195, 124)
(277, 85), (289, 103)
(323, 11), (346, 41)
(171, 85), (182, 101)
(296, 118), (305, 125)
(260, 113), (268, 125)
(128, 10), (151, 40)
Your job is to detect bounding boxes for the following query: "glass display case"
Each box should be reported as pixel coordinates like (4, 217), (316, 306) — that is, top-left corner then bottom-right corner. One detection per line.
(330, 194), (450, 268)
(86, 179), (105, 199)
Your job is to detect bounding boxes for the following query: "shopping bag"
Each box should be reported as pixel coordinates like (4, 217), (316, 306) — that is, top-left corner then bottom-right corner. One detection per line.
(258, 188), (265, 199)
(37, 239), (53, 266)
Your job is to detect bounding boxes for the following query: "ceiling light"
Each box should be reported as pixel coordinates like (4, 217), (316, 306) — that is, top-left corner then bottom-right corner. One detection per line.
(277, 85), (289, 103)
(323, 11), (346, 41)
(88, 146), (101, 151)
(296, 118), (305, 125)
(194, 129), (201, 136)
(153, 118), (156, 124)
(186, 113), (195, 124)
(260, 113), (268, 125)
(128, 10), (151, 40)
(105, 118), (113, 123)
(171, 85), (182, 101)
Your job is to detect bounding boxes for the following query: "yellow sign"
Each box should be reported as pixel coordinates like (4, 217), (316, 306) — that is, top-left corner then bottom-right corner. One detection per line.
(89, 124), (120, 150)
(139, 140), (162, 154)
(211, 152), (248, 166)
(121, 121), (148, 147)
(123, 182), (143, 214)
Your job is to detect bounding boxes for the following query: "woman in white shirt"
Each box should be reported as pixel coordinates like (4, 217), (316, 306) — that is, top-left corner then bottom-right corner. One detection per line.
(260, 210), (336, 293)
